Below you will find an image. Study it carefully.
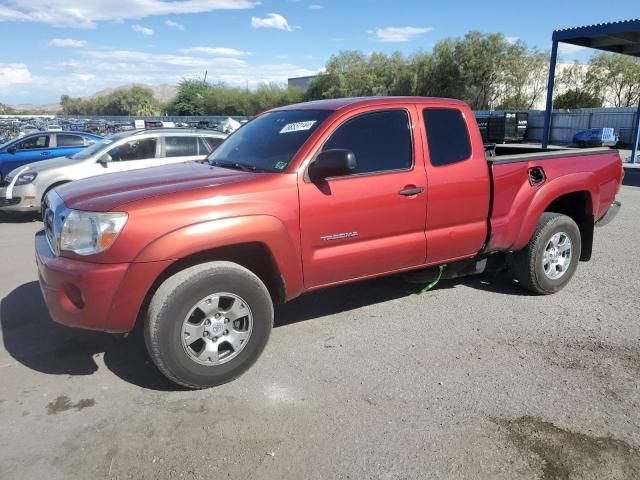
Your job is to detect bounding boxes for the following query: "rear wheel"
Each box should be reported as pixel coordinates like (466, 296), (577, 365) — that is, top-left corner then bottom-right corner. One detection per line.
(509, 213), (581, 294)
(144, 261), (274, 389)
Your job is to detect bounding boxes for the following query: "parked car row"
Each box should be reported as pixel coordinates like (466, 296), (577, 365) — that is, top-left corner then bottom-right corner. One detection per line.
(0, 129), (227, 213)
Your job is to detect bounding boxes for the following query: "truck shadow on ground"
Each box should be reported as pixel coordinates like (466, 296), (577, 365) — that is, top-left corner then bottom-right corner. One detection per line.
(622, 166), (640, 187)
(1, 272), (527, 391)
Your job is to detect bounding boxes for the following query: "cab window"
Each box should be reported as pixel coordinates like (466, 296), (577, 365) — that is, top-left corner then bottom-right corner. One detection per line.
(322, 110), (412, 174)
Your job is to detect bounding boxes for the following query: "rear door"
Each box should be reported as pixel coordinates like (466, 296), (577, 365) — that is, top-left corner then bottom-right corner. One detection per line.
(421, 106), (490, 263)
(298, 107), (428, 288)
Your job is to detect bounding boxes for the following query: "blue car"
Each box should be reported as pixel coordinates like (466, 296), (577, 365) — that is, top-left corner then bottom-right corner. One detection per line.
(573, 128), (619, 148)
(0, 131), (102, 182)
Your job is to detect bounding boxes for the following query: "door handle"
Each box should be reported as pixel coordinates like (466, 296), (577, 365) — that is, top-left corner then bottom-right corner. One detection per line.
(398, 186), (424, 196)
(41, 151), (50, 156)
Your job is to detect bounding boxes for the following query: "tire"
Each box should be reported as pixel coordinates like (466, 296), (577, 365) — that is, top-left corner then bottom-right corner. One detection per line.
(509, 213), (581, 295)
(144, 261), (274, 389)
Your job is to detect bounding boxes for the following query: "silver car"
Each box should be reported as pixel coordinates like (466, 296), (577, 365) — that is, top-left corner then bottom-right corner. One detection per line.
(0, 128), (226, 213)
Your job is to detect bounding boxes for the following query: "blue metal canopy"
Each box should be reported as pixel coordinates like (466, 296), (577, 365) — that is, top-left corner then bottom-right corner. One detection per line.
(541, 19), (640, 163)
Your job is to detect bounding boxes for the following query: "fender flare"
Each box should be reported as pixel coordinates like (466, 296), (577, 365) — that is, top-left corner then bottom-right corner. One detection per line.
(512, 172), (598, 251)
(133, 214), (304, 299)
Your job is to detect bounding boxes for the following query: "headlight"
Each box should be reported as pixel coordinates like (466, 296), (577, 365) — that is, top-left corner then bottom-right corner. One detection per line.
(60, 210), (128, 256)
(15, 172), (37, 185)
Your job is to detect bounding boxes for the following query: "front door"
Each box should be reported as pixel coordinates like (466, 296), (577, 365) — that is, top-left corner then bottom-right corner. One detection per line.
(93, 136), (160, 175)
(298, 108), (427, 288)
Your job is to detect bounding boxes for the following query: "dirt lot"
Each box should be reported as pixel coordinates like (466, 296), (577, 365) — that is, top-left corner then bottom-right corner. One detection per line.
(1, 185), (639, 480)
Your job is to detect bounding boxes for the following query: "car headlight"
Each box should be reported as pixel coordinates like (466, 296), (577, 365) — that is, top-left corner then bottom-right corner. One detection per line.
(60, 210), (128, 256)
(15, 172), (37, 185)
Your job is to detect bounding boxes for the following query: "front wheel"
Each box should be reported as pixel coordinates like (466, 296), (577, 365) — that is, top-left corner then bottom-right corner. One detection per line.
(509, 213), (581, 294)
(144, 261), (274, 388)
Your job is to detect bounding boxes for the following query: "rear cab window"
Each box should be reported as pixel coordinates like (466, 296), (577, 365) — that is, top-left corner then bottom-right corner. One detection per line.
(423, 108), (472, 166)
(322, 109), (413, 174)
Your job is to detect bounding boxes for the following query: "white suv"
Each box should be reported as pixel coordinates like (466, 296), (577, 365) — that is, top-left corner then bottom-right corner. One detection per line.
(0, 129), (227, 213)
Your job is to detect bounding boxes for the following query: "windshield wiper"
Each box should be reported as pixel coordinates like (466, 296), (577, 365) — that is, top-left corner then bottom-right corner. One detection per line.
(210, 160), (266, 172)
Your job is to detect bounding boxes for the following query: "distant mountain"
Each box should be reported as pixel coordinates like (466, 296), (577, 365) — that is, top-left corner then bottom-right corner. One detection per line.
(89, 84), (178, 103)
(8, 84), (178, 113)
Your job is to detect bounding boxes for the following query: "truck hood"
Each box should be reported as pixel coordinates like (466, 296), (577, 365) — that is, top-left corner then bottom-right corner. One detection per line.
(56, 162), (258, 212)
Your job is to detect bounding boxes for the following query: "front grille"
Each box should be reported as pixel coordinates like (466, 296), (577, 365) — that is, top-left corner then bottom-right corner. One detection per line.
(0, 197), (21, 207)
(42, 191), (65, 256)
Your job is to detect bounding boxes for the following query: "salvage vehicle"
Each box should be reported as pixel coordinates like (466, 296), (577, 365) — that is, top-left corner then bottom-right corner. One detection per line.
(1, 128), (226, 212)
(35, 97), (624, 388)
(573, 128), (619, 148)
(0, 131), (101, 183)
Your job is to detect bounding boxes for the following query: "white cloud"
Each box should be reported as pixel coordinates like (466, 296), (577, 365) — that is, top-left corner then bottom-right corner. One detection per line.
(164, 20), (184, 30)
(0, 63), (32, 87)
(180, 46), (252, 56)
(370, 26), (432, 43)
(506, 36), (519, 45)
(49, 37), (87, 48)
(251, 13), (294, 31)
(0, 0), (259, 28)
(1, 46), (321, 103)
(309, 4), (323, 9)
(132, 24), (154, 35)
(558, 43), (587, 56)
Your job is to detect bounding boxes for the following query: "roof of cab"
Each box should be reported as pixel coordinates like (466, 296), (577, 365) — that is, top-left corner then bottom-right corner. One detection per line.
(274, 96), (468, 112)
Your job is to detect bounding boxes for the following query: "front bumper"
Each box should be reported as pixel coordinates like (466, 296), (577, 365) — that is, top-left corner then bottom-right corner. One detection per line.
(35, 230), (173, 333)
(596, 201), (621, 227)
(35, 230), (130, 331)
(0, 184), (40, 212)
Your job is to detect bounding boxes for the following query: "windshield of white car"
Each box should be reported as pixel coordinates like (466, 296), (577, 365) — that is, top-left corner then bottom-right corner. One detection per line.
(207, 109), (332, 173)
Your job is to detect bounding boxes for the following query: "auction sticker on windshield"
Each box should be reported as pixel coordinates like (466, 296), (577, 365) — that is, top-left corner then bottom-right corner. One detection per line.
(280, 121), (317, 134)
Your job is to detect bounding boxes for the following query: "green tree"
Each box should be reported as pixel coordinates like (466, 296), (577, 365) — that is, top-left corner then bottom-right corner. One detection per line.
(587, 53), (640, 107)
(497, 46), (548, 109)
(554, 62), (602, 109)
(168, 79), (209, 115)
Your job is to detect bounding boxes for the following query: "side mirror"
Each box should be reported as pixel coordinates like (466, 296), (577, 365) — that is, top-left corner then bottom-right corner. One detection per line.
(97, 153), (112, 166)
(309, 149), (356, 182)
(7, 146), (16, 154)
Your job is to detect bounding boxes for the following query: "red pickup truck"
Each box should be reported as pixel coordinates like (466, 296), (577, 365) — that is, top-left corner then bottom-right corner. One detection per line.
(36, 97), (623, 388)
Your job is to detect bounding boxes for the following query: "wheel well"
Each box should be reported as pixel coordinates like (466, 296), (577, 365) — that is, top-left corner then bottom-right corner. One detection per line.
(138, 242), (286, 325)
(43, 181), (70, 200)
(544, 191), (594, 261)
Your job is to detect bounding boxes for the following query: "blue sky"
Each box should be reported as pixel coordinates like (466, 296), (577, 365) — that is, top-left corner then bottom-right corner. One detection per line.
(0, 0), (637, 104)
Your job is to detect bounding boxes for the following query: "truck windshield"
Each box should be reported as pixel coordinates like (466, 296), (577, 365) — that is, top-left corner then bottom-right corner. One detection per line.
(208, 109), (332, 172)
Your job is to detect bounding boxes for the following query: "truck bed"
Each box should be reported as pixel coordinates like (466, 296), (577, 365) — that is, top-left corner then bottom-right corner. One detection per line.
(485, 147), (623, 253)
(487, 145), (615, 164)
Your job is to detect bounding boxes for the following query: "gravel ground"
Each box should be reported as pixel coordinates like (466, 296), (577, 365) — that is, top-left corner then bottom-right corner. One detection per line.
(0, 185), (639, 480)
